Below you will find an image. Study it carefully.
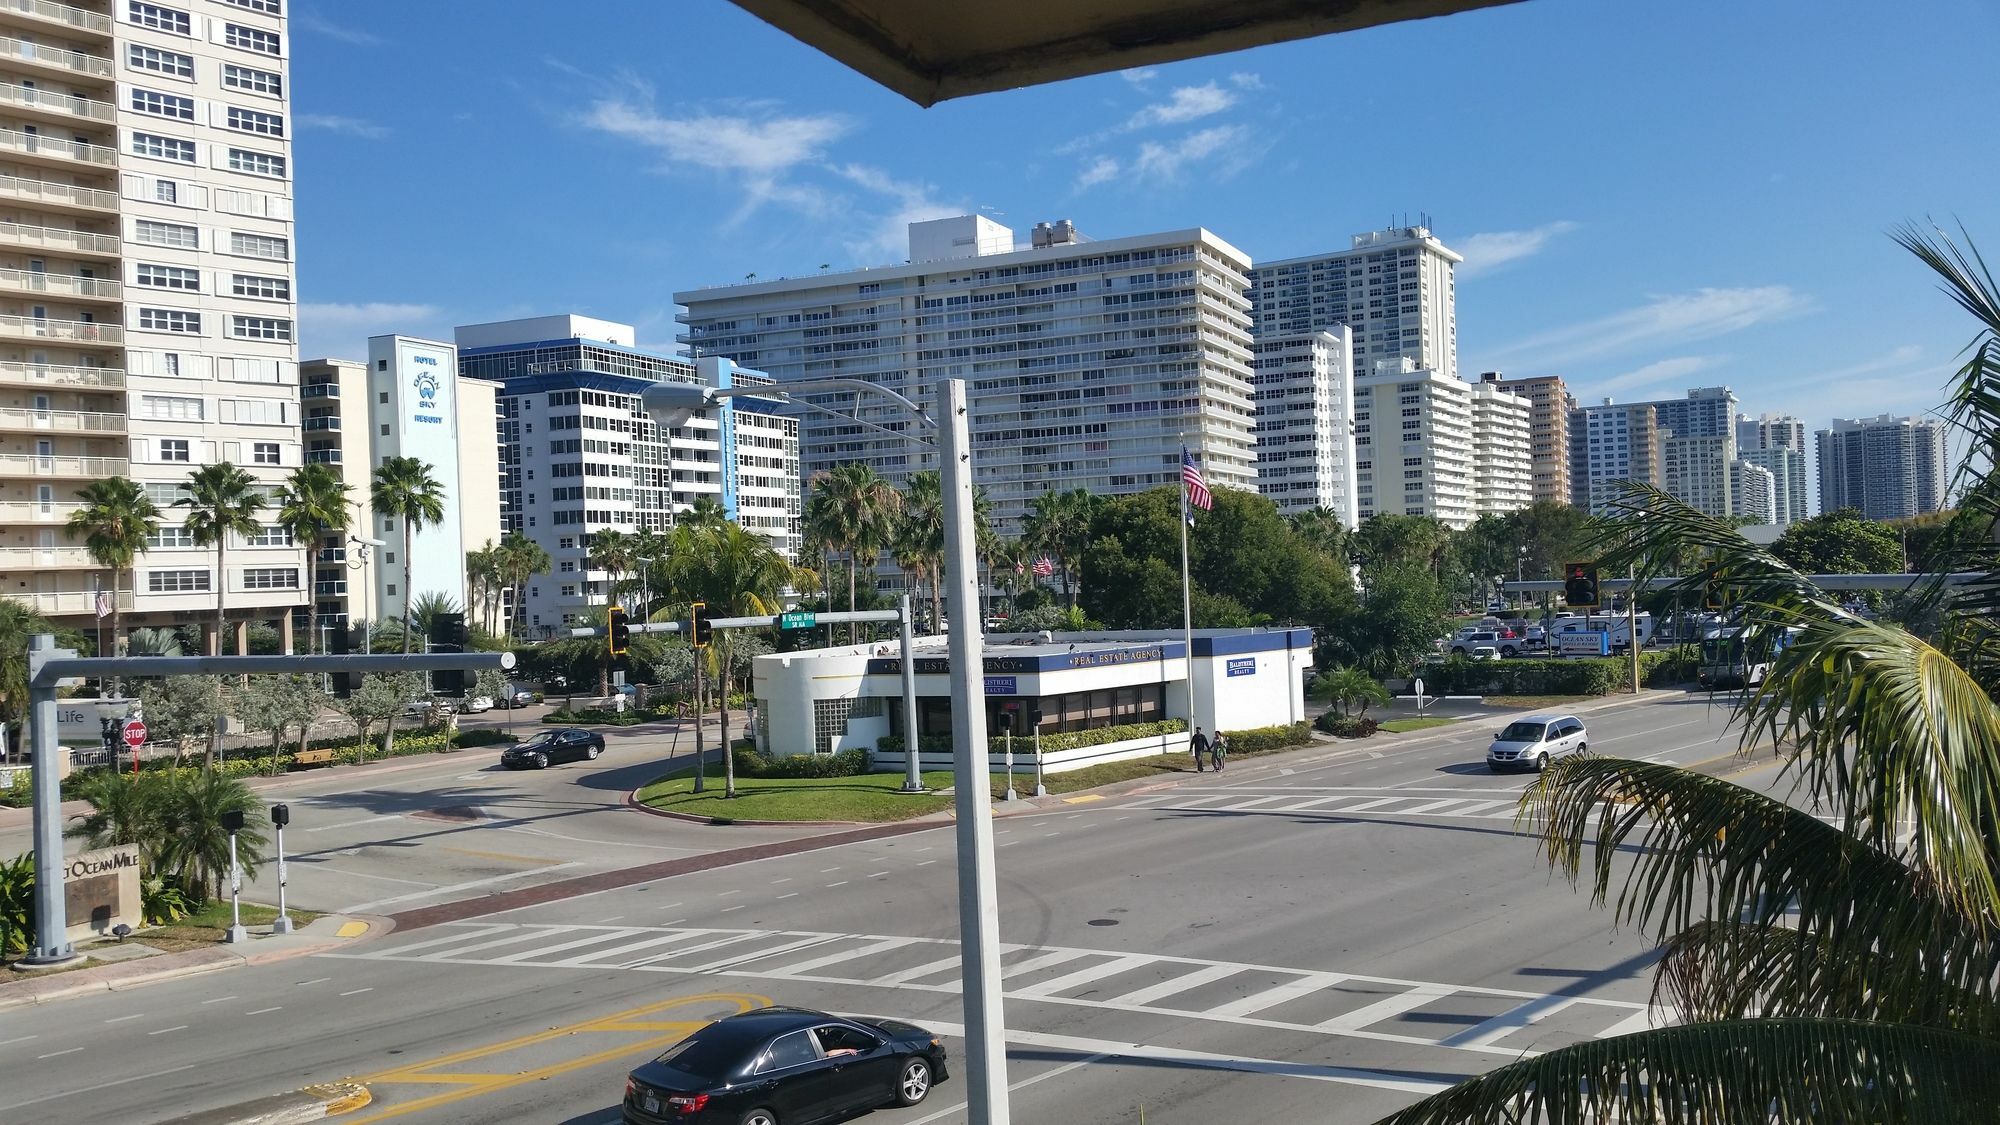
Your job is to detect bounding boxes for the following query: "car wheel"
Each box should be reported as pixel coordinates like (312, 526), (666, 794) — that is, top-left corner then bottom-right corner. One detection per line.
(586, 744), (600, 760)
(896, 1057), (933, 1106)
(1576, 741), (1587, 754)
(531, 752), (548, 769)
(1501, 646), (1517, 658)
(1535, 752), (1550, 772)
(739, 1109), (779, 1125)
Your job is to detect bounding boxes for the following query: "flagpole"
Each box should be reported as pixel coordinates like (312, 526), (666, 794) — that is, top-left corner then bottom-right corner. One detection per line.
(1179, 442), (1197, 733)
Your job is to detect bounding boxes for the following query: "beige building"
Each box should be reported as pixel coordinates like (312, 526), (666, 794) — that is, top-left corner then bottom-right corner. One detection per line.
(1352, 359), (1474, 529)
(1479, 372), (1573, 505)
(0, 0), (304, 653)
(1468, 379), (1532, 516)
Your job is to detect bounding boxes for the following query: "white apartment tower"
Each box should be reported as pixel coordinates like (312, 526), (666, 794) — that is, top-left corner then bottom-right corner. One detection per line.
(1730, 457), (1777, 525)
(675, 216), (1257, 540)
(0, 0), (303, 652)
(1248, 328), (1357, 526)
(1468, 379), (1532, 515)
(1352, 359), (1475, 529)
(1816, 413), (1950, 520)
(1249, 224), (1461, 381)
(1736, 411), (1809, 524)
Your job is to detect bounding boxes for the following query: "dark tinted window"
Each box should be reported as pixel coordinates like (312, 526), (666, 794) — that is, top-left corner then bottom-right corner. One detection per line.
(655, 1025), (762, 1081)
(521, 733), (560, 749)
(1498, 722), (1548, 742)
(814, 1024), (880, 1054)
(755, 1030), (818, 1072)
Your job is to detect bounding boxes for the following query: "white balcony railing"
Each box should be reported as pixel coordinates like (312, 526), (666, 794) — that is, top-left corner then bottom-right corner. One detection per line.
(0, 498), (76, 522)
(0, 34), (112, 78)
(0, 543), (94, 568)
(8, 589), (131, 616)
(0, 360), (123, 388)
(0, 312), (121, 343)
(0, 265), (118, 300)
(0, 453), (127, 477)
(0, 0), (113, 36)
(0, 79), (112, 122)
(0, 218), (118, 255)
(0, 126), (115, 165)
(0, 171), (118, 212)
(0, 406), (124, 432)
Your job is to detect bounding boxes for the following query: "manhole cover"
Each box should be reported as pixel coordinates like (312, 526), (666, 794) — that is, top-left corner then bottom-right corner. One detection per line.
(1086, 918), (1119, 927)
(411, 805), (484, 823)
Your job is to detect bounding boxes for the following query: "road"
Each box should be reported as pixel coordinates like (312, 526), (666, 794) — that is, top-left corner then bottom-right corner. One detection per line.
(0, 692), (1779, 1124)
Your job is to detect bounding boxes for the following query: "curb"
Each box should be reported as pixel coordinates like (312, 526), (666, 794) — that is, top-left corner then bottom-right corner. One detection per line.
(0, 916), (387, 1011)
(623, 788), (878, 829)
(153, 1081), (370, 1124)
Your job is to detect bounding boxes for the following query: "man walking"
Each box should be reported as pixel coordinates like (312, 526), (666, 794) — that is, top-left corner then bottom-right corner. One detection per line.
(1190, 726), (1210, 772)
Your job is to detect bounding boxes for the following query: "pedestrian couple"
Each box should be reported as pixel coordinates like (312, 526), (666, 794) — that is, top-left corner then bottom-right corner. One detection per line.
(1190, 726), (1228, 772)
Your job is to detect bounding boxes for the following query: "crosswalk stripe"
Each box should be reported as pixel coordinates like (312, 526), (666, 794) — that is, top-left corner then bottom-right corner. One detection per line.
(362, 923), (511, 957)
(1011, 954), (1155, 999)
(1102, 963), (1242, 1007)
(415, 926), (575, 961)
(1277, 796), (1355, 813)
(488, 927), (647, 964)
(1323, 796), (1407, 814)
(868, 954), (966, 986)
(1318, 982), (1454, 1031)
(685, 934), (842, 973)
(1450, 800), (1516, 817)
(551, 930), (718, 967)
(1212, 796), (1295, 812)
(764, 936), (926, 978)
(1440, 993), (1581, 1049)
(1204, 971), (1350, 1018)
(628, 932), (767, 968)
(1395, 798), (1474, 816)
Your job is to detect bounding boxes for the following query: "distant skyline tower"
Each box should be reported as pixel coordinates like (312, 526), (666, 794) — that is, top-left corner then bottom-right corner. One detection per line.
(1816, 413), (1949, 520)
(1248, 224), (1461, 382)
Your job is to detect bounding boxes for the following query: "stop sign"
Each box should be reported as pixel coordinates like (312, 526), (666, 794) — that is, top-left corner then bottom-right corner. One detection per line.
(121, 720), (147, 748)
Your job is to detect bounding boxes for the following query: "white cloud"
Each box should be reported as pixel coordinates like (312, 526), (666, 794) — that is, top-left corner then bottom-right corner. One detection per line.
(1127, 82), (1237, 129)
(1120, 68), (1159, 86)
(1767, 344), (1924, 388)
(1486, 286), (1813, 367)
(295, 8), (378, 45)
(298, 302), (443, 360)
(1587, 355), (1721, 397)
(1228, 72), (1265, 90)
(1456, 220), (1580, 278)
(829, 164), (963, 259)
(1076, 156), (1121, 190)
(295, 114), (390, 140)
(1133, 124), (1253, 181)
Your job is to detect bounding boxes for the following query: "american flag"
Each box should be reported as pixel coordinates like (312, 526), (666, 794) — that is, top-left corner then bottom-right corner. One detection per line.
(1032, 555), (1055, 577)
(95, 590), (111, 619)
(1182, 446), (1212, 512)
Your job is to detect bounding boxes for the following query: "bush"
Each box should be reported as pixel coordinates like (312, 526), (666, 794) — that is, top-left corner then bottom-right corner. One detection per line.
(451, 729), (519, 748)
(1314, 713), (1380, 738)
(876, 718), (1189, 757)
(1218, 722), (1312, 754)
(730, 746), (871, 779)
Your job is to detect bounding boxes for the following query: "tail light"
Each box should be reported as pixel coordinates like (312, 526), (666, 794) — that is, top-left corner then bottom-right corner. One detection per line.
(667, 1093), (709, 1114)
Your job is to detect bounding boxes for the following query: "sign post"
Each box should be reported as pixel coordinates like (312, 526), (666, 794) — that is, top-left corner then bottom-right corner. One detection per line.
(122, 718), (146, 774)
(1003, 729), (1016, 802)
(1413, 677), (1426, 717)
(270, 803), (293, 935)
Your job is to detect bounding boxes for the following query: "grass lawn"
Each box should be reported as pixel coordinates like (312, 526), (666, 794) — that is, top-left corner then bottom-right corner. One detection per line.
(637, 763), (957, 822)
(988, 753), (1197, 798)
(1379, 717), (1461, 733)
(139, 900), (322, 952)
(1484, 694), (1602, 709)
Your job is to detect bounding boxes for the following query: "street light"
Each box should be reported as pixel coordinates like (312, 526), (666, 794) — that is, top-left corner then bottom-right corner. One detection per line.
(644, 372), (1013, 1124)
(348, 534), (386, 653)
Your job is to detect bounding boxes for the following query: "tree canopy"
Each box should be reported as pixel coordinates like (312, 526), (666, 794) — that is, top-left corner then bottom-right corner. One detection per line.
(1771, 507), (1907, 575)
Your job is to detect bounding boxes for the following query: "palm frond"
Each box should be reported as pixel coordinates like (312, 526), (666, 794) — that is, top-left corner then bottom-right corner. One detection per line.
(1371, 1018), (2000, 1125)
(1527, 758), (1994, 1001)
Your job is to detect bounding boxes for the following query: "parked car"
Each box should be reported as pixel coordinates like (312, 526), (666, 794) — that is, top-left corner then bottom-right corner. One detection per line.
(1469, 645), (1503, 662)
(1451, 630), (1519, 658)
(1486, 713), (1588, 772)
(623, 1006), (947, 1125)
(504, 689), (537, 709)
(455, 695), (495, 714)
(501, 728), (606, 769)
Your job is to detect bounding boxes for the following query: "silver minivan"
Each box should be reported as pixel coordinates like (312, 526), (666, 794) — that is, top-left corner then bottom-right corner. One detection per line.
(1486, 713), (1588, 772)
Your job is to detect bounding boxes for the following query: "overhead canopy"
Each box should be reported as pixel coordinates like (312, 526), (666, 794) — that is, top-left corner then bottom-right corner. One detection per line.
(726, 0), (1526, 106)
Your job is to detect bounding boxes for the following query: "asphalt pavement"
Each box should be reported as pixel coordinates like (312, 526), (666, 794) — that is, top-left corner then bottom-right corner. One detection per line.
(0, 691), (1781, 1125)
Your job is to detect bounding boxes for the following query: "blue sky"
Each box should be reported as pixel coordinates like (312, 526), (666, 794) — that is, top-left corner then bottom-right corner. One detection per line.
(290, 0), (1999, 431)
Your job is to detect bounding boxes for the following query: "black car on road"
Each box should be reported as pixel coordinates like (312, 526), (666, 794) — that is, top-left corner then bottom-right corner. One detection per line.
(500, 727), (605, 769)
(624, 1006), (946, 1125)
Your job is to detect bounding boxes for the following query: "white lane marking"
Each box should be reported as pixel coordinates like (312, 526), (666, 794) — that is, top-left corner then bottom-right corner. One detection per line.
(323, 867), (433, 887)
(1206, 971), (1350, 1018)
(776, 892), (798, 900)
(338, 862), (584, 913)
(598, 916), (624, 924)
(295, 977), (331, 987)
(1600, 1005), (1675, 1038)
(340, 988), (374, 997)
(244, 1008), (281, 1016)
(1319, 983), (1453, 1031)
(915, 859), (937, 866)
(770, 878), (792, 884)
(199, 995), (238, 1005)
(719, 905), (745, 913)
(363, 923), (513, 957)
(302, 814), (403, 834)
(717, 890), (741, 898)
(869, 954), (966, 986)
(868, 871), (889, 878)
(0, 1035), (37, 1046)
(1395, 798), (1477, 816)
(684, 934), (839, 973)
(827, 880), (849, 887)
(416, 927), (570, 962)
(1320, 796), (1406, 813)
(1104, 963), (1242, 1007)
(105, 1014), (146, 1024)
(38, 1047), (84, 1058)
(1591, 717), (1707, 743)
(0, 1063), (199, 1113)
(551, 930), (714, 968)
(1010, 954), (1153, 999)
(766, 936), (925, 978)
(1440, 993), (1584, 1049)
(149, 1024), (191, 1034)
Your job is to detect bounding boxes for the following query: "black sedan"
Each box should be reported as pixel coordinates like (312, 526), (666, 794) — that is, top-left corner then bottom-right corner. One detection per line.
(624, 1007), (946, 1125)
(499, 728), (604, 769)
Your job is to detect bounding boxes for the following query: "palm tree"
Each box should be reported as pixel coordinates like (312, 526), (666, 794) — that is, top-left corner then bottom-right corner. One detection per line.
(1376, 224), (2000, 1124)
(273, 463), (352, 653)
(1314, 666), (1389, 717)
(591, 529), (635, 613)
(369, 456), (447, 655)
(496, 531), (550, 641)
(465, 539), (503, 634)
(682, 495), (729, 527)
(809, 464), (902, 642)
(153, 769), (267, 900)
(896, 470), (945, 630)
(1289, 505), (1349, 561)
(1022, 487), (1098, 610)
(177, 463), (265, 665)
(65, 476), (161, 680)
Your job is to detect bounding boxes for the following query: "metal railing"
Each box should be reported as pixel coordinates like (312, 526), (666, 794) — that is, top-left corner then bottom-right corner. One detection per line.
(0, 452), (128, 476)
(0, 171), (118, 212)
(301, 382), (340, 398)
(0, 0), (113, 35)
(0, 360), (123, 387)
(0, 79), (112, 121)
(302, 415), (341, 431)
(10, 588), (128, 614)
(0, 406), (124, 432)
(0, 543), (93, 567)
(0, 33), (112, 77)
(0, 264), (119, 299)
(0, 312), (121, 343)
(0, 218), (118, 254)
(0, 126), (116, 165)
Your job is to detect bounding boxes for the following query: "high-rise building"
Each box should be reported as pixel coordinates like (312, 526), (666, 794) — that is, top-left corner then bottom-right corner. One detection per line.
(297, 340), (502, 643)
(1468, 380), (1532, 516)
(1816, 414), (1949, 520)
(1736, 411), (1809, 523)
(675, 216), (1256, 540)
(1479, 372), (1573, 505)
(1249, 224), (1460, 381)
(0, 0), (303, 653)
(1248, 328), (1356, 526)
(455, 315), (800, 636)
(1568, 400), (1664, 514)
(1352, 359), (1474, 528)
(1731, 457), (1776, 525)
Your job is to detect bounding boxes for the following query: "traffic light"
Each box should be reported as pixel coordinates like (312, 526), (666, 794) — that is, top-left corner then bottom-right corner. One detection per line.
(607, 605), (630, 657)
(690, 601), (711, 649)
(1562, 563), (1601, 609)
(434, 612), (467, 695)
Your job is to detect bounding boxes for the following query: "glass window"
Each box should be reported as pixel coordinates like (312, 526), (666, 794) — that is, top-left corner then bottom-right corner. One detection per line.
(224, 0), (281, 12)
(136, 219), (199, 249)
(131, 88), (195, 119)
(242, 567), (297, 589)
(252, 442), (280, 465)
(129, 44), (195, 78)
(158, 438), (190, 461)
(136, 264), (200, 290)
(224, 23), (281, 54)
(1498, 721), (1549, 743)
(131, 132), (197, 163)
(230, 315), (291, 342)
(227, 148), (286, 178)
(147, 569), (209, 592)
(222, 64), (282, 96)
(754, 1032), (818, 1073)
(812, 1025), (878, 1055)
(226, 107), (284, 137)
(129, 2), (190, 34)
(231, 274), (289, 300)
(146, 526), (196, 549)
(244, 525), (291, 547)
(139, 308), (201, 334)
(229, 232), (288, 260)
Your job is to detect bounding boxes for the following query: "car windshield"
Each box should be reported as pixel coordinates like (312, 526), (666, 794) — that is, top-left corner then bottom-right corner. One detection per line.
(654, 1027), (759, 1082)
(518, 733), (560, 750)
(1498, 722), (1547, 742)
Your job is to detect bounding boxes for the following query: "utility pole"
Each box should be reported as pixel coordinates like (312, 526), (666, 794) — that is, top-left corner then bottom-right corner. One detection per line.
(899, 594), (922, 792)
(1628, 560), (1641, 694)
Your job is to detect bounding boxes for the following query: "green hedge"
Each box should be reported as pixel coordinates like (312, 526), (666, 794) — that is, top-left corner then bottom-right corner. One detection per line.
(876, 718), (1189, 757)
(731, 746), (871, 779)
(1415, 649), (1699, 696)
(1314, 712), (1379, 738)
(1218, 722), (1313, 753)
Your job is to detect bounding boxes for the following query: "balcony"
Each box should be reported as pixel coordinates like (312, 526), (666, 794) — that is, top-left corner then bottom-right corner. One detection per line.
(301, 382), (340, 399)
(0, 452), (127, 477)
(0, 312), (119, 344)
(0, 125), (115, 167)
(0, 171), (118, 214)
(302, 415), (341, 432)
(305, 449), (342, 465)
(0, 406), (122, 433)
(317, 547), (346, 564)
(0, 265), (118, 301)
(313, 580), (347, 597)
(10, 588), (129, 616)
(0, 497), (75, 522)
(0, 360), (122, 389)
(0, 0), (113, 37)
(0, 80), (112, 123)
(0, 34), (111, 80)
(0, 218), (118, 257)
(0, 543), (93, 568)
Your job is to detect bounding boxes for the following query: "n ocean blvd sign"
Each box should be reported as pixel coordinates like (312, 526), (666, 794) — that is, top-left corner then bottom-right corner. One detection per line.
(779, 611), (817, 630)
